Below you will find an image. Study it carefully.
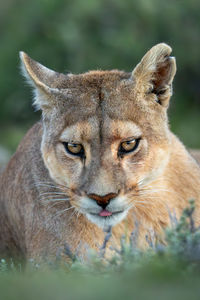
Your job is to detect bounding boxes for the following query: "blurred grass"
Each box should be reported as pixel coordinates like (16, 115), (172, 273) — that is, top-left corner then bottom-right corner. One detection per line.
(0, 265), (200, 300)
(0, 125), (27, 152)
(169, 96), (200, 149)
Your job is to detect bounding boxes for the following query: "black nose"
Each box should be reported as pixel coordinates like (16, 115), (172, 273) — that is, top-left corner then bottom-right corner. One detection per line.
(87, 193), (117, 209)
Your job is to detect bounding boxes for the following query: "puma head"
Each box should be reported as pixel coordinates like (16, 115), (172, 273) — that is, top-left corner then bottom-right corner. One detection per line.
(20, 43), (176, 228)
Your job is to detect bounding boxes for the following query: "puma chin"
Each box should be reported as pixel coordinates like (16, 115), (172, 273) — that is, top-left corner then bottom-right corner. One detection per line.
(79, 196), (130, 228)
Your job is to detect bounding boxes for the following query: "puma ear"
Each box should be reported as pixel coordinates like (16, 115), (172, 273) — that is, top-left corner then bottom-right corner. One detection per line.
(20, 52), (66, 111)
(132, 43), (176, 107)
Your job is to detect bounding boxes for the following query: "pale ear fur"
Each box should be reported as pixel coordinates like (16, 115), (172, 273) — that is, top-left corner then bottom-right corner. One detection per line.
(20, 52), (65, 111)
(132, 43), (176, 106)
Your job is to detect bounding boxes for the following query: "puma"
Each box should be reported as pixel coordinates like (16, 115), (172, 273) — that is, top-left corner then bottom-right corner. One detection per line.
(0, 43), (200, 261)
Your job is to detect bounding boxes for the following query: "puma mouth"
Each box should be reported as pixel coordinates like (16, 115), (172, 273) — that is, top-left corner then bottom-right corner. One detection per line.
(99, 209), (112, 217)
(89, 209), (124, 217)
(86, 209), (128, 228)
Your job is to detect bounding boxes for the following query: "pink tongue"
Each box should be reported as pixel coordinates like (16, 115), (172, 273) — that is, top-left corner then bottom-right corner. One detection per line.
(99, 210), (112, 217)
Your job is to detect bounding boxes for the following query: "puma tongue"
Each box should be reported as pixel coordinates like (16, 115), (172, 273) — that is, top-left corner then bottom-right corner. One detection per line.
(99, 210), (112, 217)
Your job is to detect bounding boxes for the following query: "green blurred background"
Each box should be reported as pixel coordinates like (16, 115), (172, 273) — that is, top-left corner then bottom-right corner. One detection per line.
(0, 0), (200, 153)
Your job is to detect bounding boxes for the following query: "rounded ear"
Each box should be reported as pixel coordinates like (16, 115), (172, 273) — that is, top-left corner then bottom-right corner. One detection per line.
(132, 43), (176, 107)
(20, 52), (69, 111)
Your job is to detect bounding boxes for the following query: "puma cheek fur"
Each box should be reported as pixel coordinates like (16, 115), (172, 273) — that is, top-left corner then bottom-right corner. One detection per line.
(0, 43), (200, 261)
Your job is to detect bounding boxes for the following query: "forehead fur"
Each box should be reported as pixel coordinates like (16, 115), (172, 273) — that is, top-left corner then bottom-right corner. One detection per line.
(60, 117), (142, 142)
(21, 43), (175, 141)
(41, 71), (168, 145)
(57, 70), (131, 89)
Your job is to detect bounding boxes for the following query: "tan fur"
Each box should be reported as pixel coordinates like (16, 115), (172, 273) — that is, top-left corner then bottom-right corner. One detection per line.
(0, 43), (200, 261)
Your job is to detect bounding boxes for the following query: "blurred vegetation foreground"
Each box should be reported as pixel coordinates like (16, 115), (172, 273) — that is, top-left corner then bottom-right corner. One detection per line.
(0, 201), (200, 300)
(0, 0), (200, 159)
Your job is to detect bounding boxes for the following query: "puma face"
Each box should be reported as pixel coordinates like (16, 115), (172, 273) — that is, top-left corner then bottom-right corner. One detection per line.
(20, 43), (176, 228)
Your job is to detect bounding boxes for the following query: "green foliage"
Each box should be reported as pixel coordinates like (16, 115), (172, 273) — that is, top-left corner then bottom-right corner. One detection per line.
(166, 200), (200, 264)
(1, 201), (200, 299)
(0, 0), (200, 150)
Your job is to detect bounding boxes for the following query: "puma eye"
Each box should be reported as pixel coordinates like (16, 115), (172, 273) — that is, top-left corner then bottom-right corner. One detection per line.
(63, 142), (85, 158)
(118, 139), (140, 155)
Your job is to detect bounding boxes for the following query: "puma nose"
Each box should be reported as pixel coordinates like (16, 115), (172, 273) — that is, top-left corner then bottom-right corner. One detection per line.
(87, 193), (118, 209)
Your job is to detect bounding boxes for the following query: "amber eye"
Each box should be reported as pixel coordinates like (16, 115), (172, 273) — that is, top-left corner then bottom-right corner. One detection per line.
(63, 142), (85, 158)
(118, 139), (140, 155)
